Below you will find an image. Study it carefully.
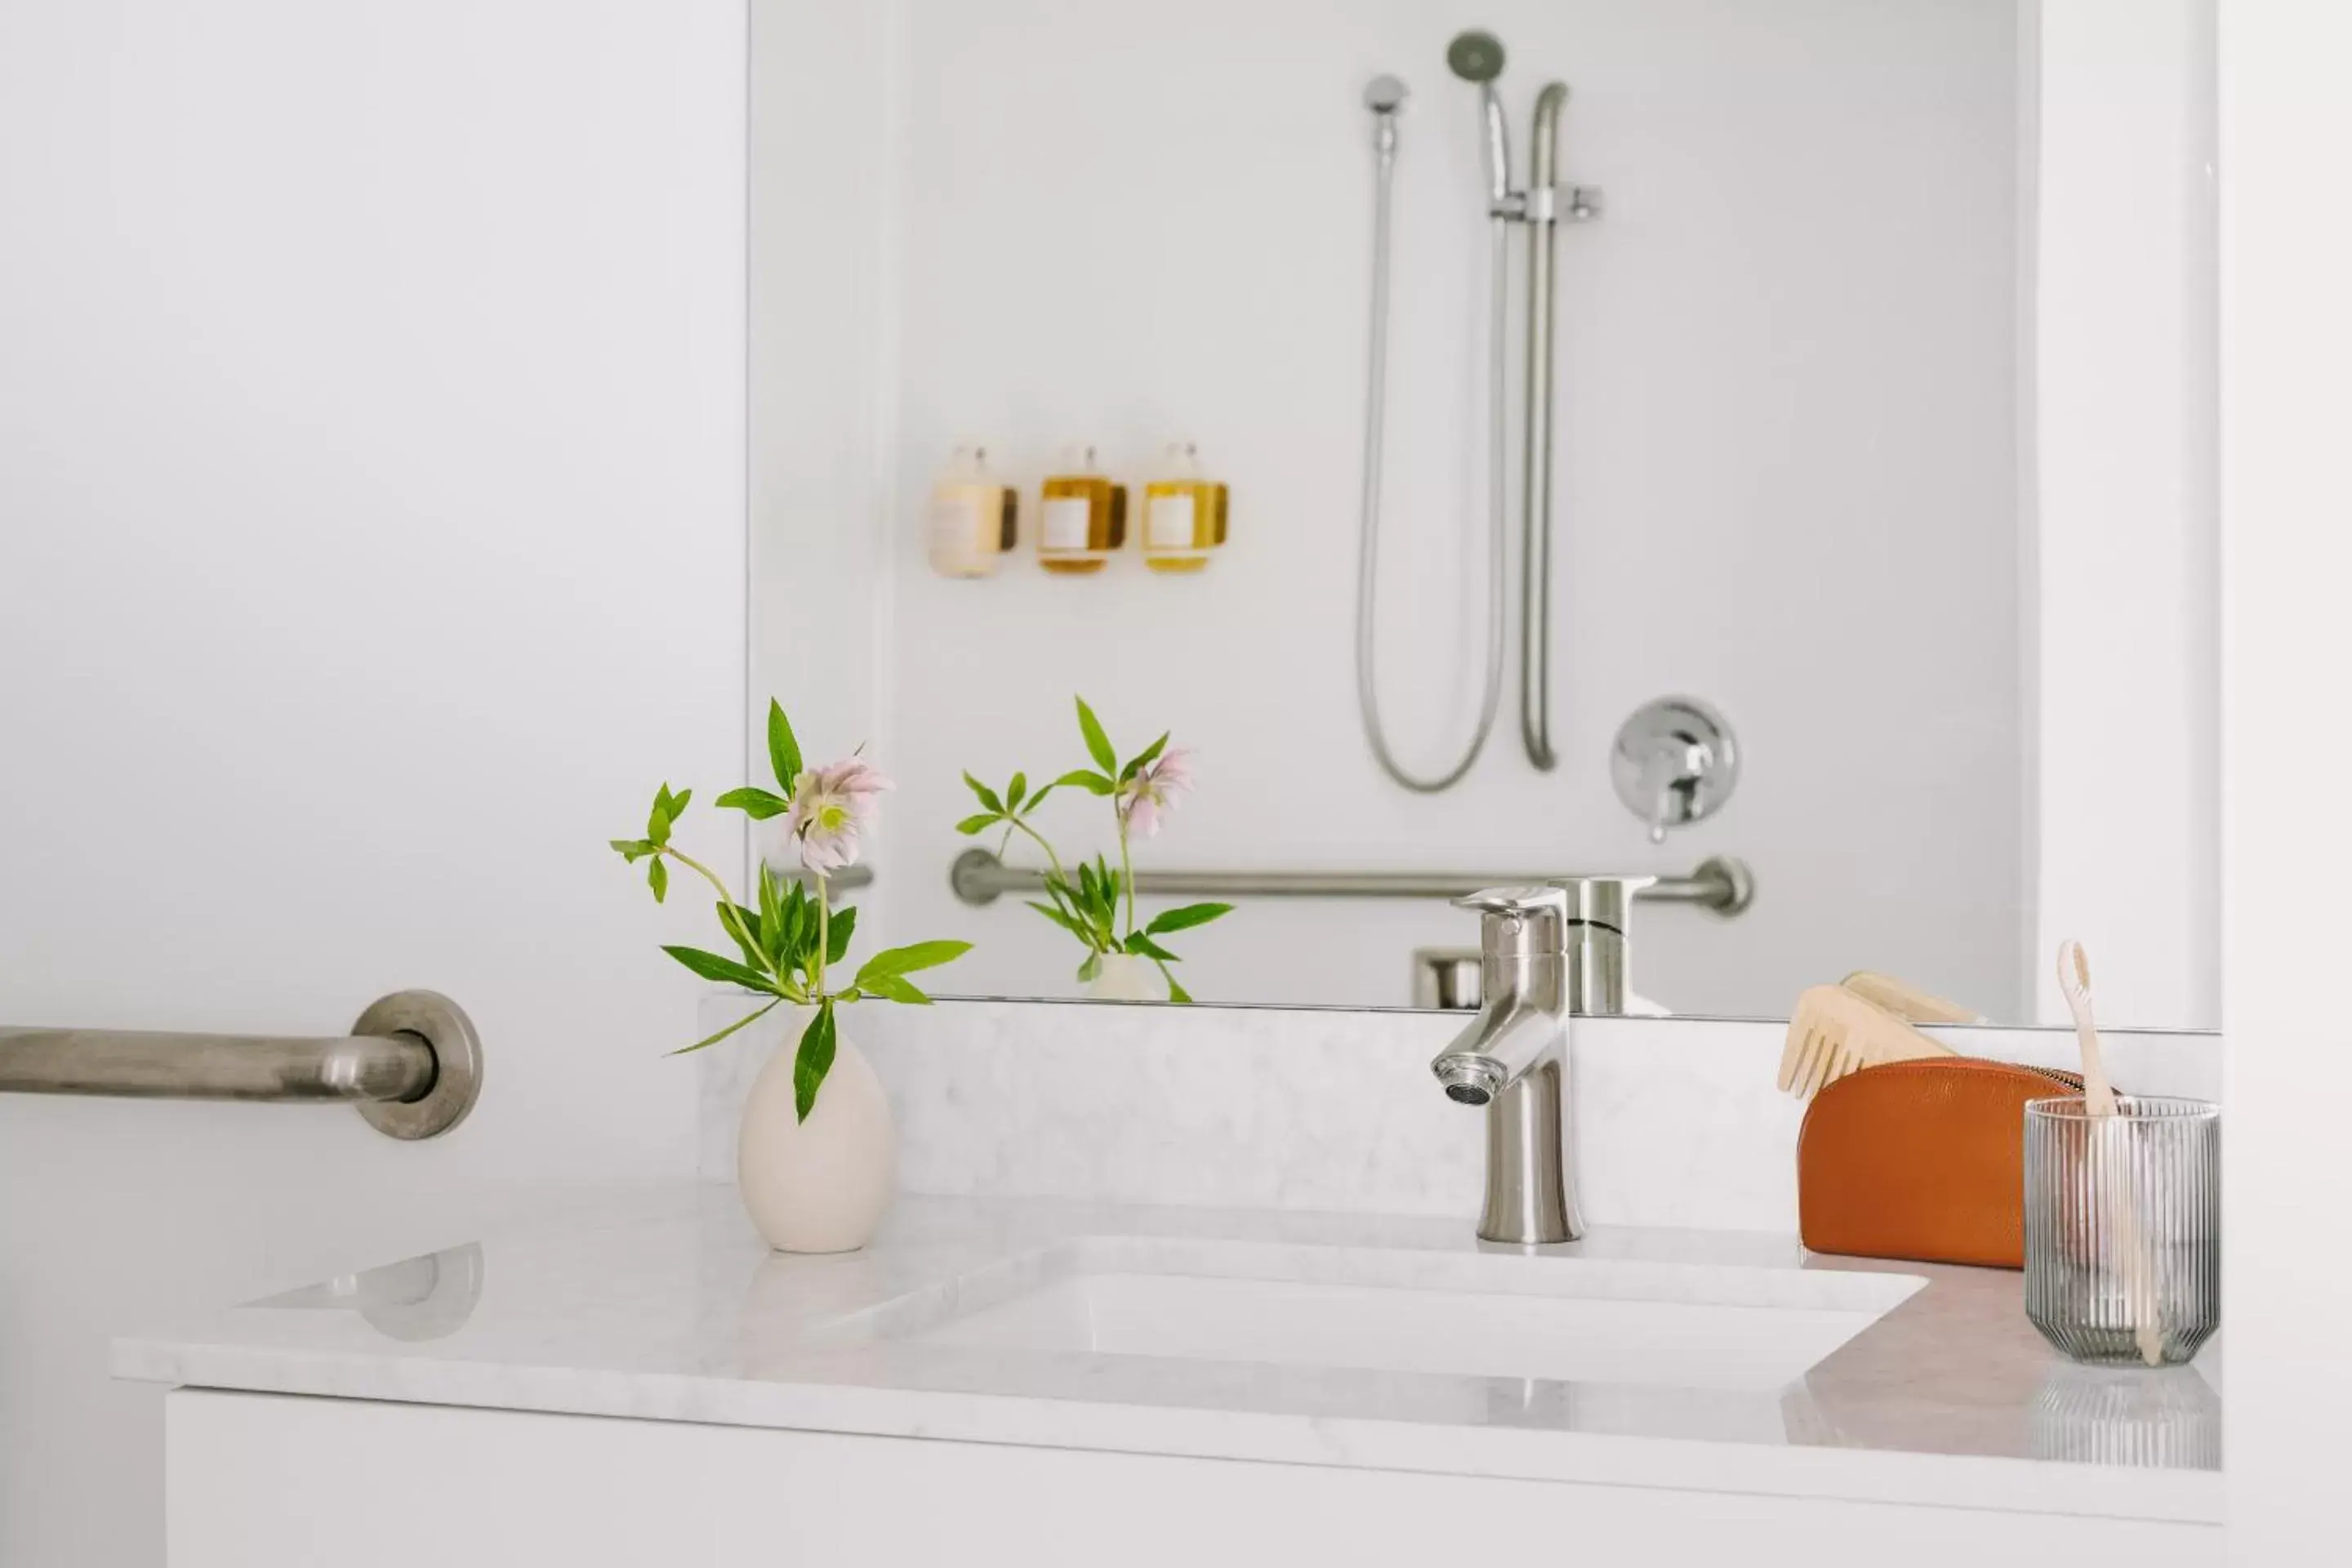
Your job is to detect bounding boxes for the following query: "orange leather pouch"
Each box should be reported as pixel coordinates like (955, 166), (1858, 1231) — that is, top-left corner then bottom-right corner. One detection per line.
(1797, 1057), (2082, 1270)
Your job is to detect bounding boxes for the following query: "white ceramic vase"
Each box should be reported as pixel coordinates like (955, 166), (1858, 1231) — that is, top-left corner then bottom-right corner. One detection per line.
(737, 1011), (896, 1253)
(1086, 952), (1163, 1001)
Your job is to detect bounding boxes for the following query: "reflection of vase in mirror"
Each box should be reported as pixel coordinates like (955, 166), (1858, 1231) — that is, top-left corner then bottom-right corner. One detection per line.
(738, 1009), (896, 1253)
(1086, 952), (1163, 1002)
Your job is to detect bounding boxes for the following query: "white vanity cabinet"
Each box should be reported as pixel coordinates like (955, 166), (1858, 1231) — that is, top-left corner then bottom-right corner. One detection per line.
(170, 1389), (2216, 1568)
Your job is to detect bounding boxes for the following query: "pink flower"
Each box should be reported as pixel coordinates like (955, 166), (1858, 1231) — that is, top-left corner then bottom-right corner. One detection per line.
(787, 756), (893, 874)
(1118, 746), (1193, 840)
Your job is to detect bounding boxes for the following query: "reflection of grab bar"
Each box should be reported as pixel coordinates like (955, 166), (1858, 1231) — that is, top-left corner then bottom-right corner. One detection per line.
(764, 862), (875, 896)
(0, 990), (482, 1140)
(949, 848), (1753, 915)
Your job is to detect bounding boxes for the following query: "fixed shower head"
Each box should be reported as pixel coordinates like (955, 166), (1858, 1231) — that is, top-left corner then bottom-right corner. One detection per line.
(1362, 74), (1409, 114)
(1446, 29), (1507, 84)
(1363, 74), (1408, 161)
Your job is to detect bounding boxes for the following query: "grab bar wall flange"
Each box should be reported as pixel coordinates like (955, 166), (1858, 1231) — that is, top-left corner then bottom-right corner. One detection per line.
(0, 988), (482, 1141)
(949, 847), (1753, 916)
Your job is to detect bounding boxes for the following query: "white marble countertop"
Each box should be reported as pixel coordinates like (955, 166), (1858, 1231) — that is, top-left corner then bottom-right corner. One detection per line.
(114, 1184), (2222, 1523)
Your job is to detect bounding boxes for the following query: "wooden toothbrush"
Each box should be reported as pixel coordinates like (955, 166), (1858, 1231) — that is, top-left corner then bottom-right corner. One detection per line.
(2056, 939), (2165, 1367)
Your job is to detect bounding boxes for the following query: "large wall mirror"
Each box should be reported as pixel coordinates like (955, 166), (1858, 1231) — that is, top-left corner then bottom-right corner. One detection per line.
(749, 0), (2217, 1029)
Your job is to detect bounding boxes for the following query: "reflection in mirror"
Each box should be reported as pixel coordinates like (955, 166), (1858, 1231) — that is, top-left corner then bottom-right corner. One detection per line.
(256, 1243), (486, 1343)
(751, 0), (2216, 1028)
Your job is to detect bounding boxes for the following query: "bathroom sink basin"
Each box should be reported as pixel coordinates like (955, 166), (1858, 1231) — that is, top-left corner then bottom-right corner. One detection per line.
(831, 1238), (1923, 1392)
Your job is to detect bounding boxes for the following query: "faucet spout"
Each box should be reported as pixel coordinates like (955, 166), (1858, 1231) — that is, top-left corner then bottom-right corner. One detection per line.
(1432, 994), (1558, 1107)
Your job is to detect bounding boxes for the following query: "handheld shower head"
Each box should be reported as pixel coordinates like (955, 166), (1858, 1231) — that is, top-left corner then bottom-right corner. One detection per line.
(1446, 31), (1512, 207)
(1446, 30), (1507, 83)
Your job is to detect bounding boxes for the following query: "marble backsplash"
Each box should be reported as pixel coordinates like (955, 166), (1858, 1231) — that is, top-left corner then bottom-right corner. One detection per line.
(697, 996), (2221, 1234)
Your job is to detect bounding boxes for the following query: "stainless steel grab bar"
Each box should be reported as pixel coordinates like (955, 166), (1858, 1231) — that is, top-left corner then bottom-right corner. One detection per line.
(0, 989), (483, 1139)
(949, 849), (1753, 915)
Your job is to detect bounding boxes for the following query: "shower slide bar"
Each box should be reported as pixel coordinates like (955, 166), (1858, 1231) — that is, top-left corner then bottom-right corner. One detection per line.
(949, 848), (1753, 916)
(0, 990), (483, 1139)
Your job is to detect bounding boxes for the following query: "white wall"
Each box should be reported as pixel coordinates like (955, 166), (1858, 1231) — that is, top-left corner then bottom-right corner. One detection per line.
(0, 3), (746, 1563)
(2028, 0), (2220, 1028)
(747, 0), (899, 815)
(760, 0), (2025, 1018)
(2219, 2), (2352, 1558)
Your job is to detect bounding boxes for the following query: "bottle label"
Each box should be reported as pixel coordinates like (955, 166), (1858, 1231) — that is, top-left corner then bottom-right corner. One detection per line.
(928, 490), (985, 555)
(1147, 494), (1197, 550)
(1041, 496), (1093, 552)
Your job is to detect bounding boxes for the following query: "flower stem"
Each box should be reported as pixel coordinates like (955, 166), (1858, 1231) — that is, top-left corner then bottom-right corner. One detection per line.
(1013, 817), (1071, 887)
(1119, 819), (1136, 933)
(813, 871), (831, 997)
(661, 844), (737, 906)
(662, 845), (763, 971)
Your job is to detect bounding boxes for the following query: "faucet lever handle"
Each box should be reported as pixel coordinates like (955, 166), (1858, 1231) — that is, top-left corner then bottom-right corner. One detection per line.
(1455, 885), (1569, 959)
(1452, 884), (1569, 918)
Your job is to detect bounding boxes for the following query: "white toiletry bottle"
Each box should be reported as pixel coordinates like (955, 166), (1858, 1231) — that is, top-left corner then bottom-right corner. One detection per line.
(926, 445), (1018, 579)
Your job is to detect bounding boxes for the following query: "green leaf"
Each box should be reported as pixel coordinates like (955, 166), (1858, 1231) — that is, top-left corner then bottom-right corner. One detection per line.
(1075, 696), (1117, 773)
(610, 838), (655, 862)
(1145, 902), (1233, 935)
(956, 813), (1000, 836)
(666, 997), (782, 1056)
(647, 857), (669, 902)
(780, 883), (808, 973)
(647, 786), (675, 848)
(1025, 898), (1093, 942)
(826, 903), (858, 965)
(1123, 931), (1179, 962)
(1005, 772), (1027, 811)
(1050, 768), (1116, 797)
(661, 944), (779, 993)
(963, 771), (1004, 813)
(1156, 962), (1194, 1004)
(757, 864), (786, 965)
(1083, 856), (1122, 926)
(1077, 952), (1102, 982)
(667, 786), (693, 816)
(859, 973), (932, 1005)
(716, 902), (765, 973)
(767, 700), (804, 795)
(1120, 732), (1169, 784)
(855, 940), (973, 985)
(792, 1001), (837, 1122)
(716, 786), (791, 821)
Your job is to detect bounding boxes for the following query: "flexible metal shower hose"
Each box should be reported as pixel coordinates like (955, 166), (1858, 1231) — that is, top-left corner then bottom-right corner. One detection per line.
(1355, 150), (1509, 794)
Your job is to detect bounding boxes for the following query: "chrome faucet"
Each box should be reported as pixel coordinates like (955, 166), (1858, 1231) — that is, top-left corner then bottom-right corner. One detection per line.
(1429, 877), (1652, 1245)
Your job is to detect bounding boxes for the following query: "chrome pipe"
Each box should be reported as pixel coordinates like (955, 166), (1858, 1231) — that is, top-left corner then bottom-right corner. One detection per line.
(1521, 82), (1570, 772)
(950, 848), (1753, 915)
(0, 989), (483, 1140)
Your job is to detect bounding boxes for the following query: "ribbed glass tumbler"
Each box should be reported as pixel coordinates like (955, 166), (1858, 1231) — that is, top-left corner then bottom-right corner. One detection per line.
(2024, 1097), (2220, 1366)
